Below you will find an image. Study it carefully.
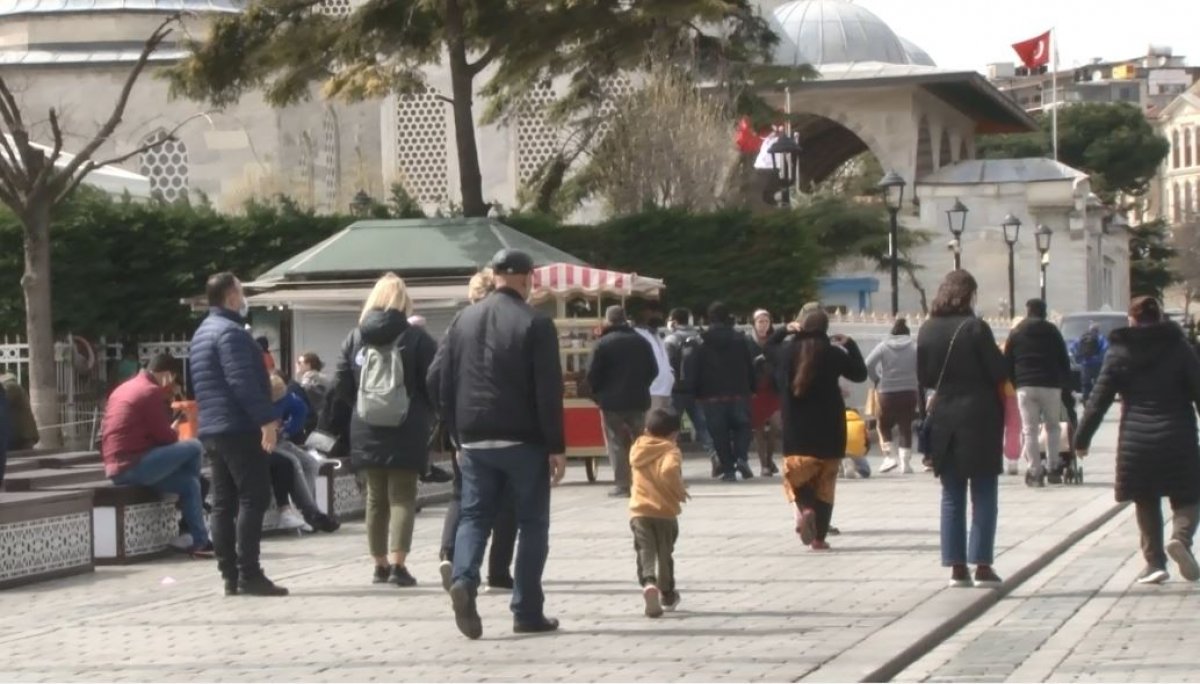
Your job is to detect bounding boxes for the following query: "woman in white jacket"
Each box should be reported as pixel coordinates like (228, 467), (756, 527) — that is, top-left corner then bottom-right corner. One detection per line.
(865, 318), (920, 474)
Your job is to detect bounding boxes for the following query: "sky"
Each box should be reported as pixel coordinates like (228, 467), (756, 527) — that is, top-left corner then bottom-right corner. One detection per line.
(854, 0), (1200, 72)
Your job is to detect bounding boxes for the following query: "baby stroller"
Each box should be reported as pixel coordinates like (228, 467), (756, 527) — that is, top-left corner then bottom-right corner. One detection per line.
(1029, 389), (1083, 485)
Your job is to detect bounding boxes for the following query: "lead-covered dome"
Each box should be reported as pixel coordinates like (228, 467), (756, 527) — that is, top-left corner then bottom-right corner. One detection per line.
(770, 0), (928, 68)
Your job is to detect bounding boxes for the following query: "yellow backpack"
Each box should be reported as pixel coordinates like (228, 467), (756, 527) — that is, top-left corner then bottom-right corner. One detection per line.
(845, 408), (869, 458)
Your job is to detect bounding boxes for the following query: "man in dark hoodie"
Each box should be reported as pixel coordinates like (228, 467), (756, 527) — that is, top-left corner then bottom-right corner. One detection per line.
(682, 301), (757, 482)
(1005, 298), (1071, 486)
(588, 305), (658, 498)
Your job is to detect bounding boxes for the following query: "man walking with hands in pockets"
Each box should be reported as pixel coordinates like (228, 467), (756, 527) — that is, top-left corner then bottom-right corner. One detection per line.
(429, 248), (567, 640)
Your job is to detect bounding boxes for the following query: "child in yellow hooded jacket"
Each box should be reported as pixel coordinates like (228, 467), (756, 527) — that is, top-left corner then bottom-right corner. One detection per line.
(629, 408), (689, 618)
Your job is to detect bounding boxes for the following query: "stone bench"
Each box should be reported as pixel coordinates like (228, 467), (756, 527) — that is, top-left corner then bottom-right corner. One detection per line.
(48, 482), (179, 565)
(2, 466), (108, 492)
(0, 490), (94, 589)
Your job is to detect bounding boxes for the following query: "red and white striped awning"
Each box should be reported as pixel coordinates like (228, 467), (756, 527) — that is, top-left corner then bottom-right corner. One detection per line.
(530, 263), (665, 302)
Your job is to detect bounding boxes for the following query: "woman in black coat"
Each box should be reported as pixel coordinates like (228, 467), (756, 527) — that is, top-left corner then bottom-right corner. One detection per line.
(1075, 296), (1200, 585)
(333, 273), (437, 587)
(771, 309), (868, 550)
(917, 270), (1007, 588)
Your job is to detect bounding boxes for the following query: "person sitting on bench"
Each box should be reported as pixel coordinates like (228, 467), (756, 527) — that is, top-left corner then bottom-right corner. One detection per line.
(101, 353), (213, 558)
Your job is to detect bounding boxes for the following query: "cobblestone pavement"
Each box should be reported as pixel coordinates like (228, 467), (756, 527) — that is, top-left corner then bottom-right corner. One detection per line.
(1, 420), (1120, 682)
(897, 498), (1200, 683)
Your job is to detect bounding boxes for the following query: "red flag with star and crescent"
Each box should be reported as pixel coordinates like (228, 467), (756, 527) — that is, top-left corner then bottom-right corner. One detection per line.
(1012, 30), (1051, 69)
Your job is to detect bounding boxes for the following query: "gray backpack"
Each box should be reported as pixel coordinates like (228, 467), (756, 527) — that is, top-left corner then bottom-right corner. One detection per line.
(356, 336), (410, 427)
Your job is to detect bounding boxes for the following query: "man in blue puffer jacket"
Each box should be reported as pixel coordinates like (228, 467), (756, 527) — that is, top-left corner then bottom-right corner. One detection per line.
(189, 272), (286, 597)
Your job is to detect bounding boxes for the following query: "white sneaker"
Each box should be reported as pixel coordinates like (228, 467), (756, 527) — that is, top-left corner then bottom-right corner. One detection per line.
(1136, 566), (1169, 585)
(277, 507), (306, 530)
(879, 457), (898, 473)
(168, 533), (194, 551)
(898, 448), (913, 475)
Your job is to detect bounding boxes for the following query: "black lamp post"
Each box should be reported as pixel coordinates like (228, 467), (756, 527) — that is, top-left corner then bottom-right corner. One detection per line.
(877, 171), (907, 316)
(946, 198), (969, 270)
(351, 189), (372, 217)
(768, 133), (802, 207)
(1035, 224), (1053, 303)
(1002, 213), (1022, 319)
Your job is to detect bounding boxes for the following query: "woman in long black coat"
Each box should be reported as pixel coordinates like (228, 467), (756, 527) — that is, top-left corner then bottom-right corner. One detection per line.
(771, 310), (868, 550)
(1075, 296), (1200, 585)
(917, 270), (1007, 588)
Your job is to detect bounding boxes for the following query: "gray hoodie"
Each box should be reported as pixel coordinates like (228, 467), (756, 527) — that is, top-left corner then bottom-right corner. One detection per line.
(865, 335), (919, 394)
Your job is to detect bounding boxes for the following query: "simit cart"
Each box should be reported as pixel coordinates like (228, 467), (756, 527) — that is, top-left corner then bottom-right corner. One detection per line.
(529, 263), (666, 483)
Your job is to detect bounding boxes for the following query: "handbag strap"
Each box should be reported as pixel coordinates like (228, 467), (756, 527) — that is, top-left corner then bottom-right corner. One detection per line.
(931, 318), (971, 397)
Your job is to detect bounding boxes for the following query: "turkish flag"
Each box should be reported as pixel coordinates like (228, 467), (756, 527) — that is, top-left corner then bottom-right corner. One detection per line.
(1012, 31), (1051, 69)
(735, 117), (763, 154)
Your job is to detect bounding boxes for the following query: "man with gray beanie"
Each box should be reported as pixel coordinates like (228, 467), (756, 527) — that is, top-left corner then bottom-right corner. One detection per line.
(587, 305), (658, 497)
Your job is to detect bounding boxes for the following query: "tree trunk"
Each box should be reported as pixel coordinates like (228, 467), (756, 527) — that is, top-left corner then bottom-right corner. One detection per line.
(443, 8), (487, 218)
(21, 203), (61, 448)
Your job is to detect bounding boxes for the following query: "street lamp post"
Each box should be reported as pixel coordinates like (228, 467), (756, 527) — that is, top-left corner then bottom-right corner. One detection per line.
(946, 198), (969, 271)
(1002, 213), (1022, 319)
(1035, 224), (1053, 304)
(767, 132), (802, 207)
(351, 189), (372, 217)
(877, 171), (907, 317)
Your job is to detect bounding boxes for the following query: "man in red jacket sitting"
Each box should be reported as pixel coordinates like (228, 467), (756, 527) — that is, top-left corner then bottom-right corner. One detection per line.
(102, 353), (212, 557)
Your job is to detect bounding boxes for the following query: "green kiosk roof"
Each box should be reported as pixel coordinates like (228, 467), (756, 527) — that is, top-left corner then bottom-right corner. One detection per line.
(256, 217), (585, 282)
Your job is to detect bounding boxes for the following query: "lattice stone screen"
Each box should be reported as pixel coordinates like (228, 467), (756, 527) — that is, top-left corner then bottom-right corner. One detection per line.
(138, 131), (189, 202)
(319, 0), (351, 16)
(395, 88), (449, 206)
(320, 107), (341, 212)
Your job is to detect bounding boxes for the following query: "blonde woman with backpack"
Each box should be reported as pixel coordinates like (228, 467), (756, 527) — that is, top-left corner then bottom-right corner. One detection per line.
(333, 272), (438, 587)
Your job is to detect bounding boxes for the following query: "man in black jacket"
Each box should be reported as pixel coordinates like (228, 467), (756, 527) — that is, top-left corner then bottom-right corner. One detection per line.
(682, 302), (757, 482)
(587, 305), (657, 497)
(428, 248), (565, 640)
(1005, 298), (1071, 485)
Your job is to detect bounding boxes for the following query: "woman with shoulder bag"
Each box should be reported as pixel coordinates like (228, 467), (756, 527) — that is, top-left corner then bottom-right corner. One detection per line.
(917, 270), (1008, 588)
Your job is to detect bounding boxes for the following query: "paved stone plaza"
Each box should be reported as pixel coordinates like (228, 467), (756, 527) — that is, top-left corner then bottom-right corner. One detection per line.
(0, 418), (1173, 683)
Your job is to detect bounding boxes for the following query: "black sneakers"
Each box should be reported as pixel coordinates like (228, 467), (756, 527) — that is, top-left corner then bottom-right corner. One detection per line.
(237, 575), (289, 596)
(948, 564), (971, 588)
(735, 460), (755, 480)
(306, 512), (341, 533)
(389, 565), (418, 587)
(421, 464), (454, 484)
(373, 564), (390, 584)
(450, 581), (483, 640)
(487, 575), (515, 591)
(513, 616), (560, 634)
(974, 565), (1003, 587)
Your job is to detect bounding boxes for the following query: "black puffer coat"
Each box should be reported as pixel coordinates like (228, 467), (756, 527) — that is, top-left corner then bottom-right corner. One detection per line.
(334, 308), (437, 472)
(1075, 322), (1200, 502)
(917, 315), (1007, 478)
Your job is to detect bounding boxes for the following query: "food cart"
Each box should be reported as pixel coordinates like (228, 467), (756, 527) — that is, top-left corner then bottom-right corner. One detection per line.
(530, 263), (666, 483)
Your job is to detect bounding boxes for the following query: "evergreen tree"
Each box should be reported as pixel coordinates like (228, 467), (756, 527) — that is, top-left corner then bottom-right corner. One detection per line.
(166, 0), (777, 217)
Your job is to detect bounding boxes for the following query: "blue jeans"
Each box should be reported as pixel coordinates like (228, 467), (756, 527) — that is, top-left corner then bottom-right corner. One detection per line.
(671, 394), (714, 453)
(939, 469), (998, 566)
(702, 398), (752, 475)
(113, 440), (209, 547)
(453, 444), (551, 622)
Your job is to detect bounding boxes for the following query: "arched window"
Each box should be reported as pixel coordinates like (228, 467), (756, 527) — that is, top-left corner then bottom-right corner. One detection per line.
(1173, 129), (1181, 168)
(959, 138), (969, 162)
(915, 117), (934, 178)
(320, 107), (341, 212)
(1186, 181), (1195, 221)
(395, 87), (449, 205)
(938, 128), (952, 168)
(1173, 182), (1182, 223)
(137, 130), (189, 202)
(1186, 129), (1194, 168)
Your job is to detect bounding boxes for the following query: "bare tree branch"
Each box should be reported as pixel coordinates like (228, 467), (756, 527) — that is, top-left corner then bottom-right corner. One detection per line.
(55, 110), (213, 204)
(54, 13), (178, 187)
(467, 43), (500, 77)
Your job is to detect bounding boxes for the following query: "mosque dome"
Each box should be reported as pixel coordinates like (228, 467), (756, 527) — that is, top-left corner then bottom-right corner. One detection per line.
(769, 0), (933, 68)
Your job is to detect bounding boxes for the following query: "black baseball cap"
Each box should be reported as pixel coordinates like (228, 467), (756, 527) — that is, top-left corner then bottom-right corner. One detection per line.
(490, 248), (534, 275)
